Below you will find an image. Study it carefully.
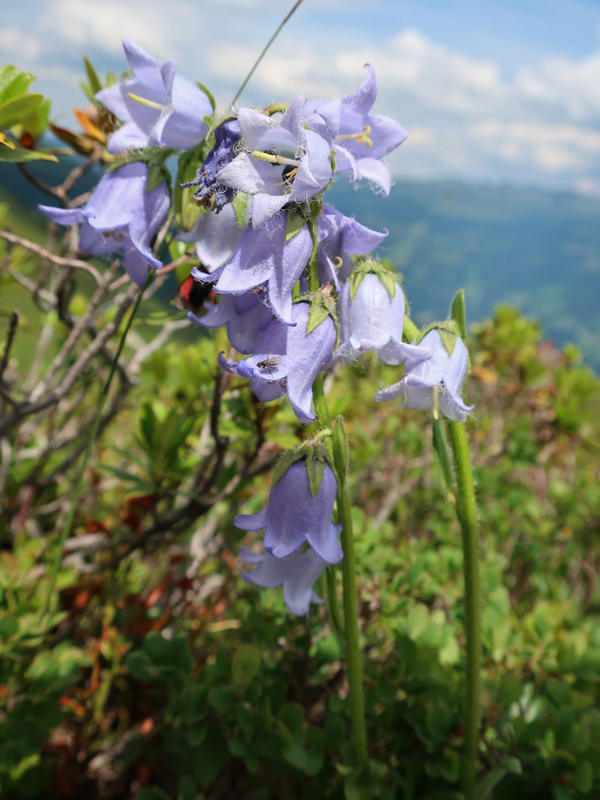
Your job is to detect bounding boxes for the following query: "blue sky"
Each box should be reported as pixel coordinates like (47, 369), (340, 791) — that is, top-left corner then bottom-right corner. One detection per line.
(2, 0), (599, 193)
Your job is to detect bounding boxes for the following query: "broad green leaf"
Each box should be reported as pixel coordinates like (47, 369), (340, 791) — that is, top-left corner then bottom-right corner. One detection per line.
(0, 72), (36, 104)
(232, 644), (260, 687)
(0, 145), (57, 163)
(571, 760), (592, 793)
(0, 93), (43, 130)
(0, 66), (22, 99)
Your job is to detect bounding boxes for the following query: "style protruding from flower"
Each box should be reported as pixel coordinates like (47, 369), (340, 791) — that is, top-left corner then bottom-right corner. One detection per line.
(335, 264), (432, 365)
(39, 162), (170, 286)
(374, 326), (474, 421)
(235, 456), (342, 564)
(216, 97), (332, 229)
(183, 120), (240, 212)
(96, 38), (213, 153)
(192, 211), (312, 325)
(239, 546), (327, 616)
(217, 302), (336, 424)
(306, 64), (407, 197)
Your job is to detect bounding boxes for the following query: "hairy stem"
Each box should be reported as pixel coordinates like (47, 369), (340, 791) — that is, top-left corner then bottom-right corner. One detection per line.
(230, 0), (305, 107)
(42, 278), (149, 616)
(447, 419), (481, 799)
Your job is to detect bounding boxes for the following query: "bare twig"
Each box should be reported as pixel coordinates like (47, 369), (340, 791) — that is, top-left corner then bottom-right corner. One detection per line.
(0, 310), (19, 382)
(0, 231), (102, 285)
(128, 318), (190, 372)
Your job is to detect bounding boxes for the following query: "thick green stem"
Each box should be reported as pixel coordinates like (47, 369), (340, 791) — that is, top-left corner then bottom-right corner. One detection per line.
(447, 420), (481, 799)
(325, 565), (345, 642)
(43, 280), (148, 616)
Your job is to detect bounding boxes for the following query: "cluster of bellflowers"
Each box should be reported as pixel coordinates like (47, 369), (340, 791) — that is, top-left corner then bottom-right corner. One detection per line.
(39, 39), (474, 616)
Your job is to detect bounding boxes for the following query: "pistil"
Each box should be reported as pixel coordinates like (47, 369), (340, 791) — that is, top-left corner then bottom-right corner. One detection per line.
(127, 92), (170, 112)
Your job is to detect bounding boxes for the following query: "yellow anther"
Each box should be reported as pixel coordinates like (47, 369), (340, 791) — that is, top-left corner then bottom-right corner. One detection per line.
(336, 125), (373, 149)
(127, 92), (168, 111)
(273, 168), (298, 187)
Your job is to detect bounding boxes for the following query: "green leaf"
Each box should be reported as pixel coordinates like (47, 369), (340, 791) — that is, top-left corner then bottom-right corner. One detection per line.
(547, 679), (572, 707)
(0, 72), (36, 104)
(0, 66), (22, 99)
(305, 749), (324, 776)
(450, 288), (467, 341)
(232, 644), (260, 687)
(0, 94), (43, 130)
(277, 702), (305, 733)
(196, 80), (216, 112)
(474, 769), (507, 800)
(0, 145), (57, 163)
(177, 775), (197, 800)
(286, 210), (306, 241)
(306, 301), (330, 334)
(571, 760), (592, 793)
(306, 455), (326, 498)
(332, 415), (349, 480)
(0, 615), (19, 638)
(83, 56), (102, 95)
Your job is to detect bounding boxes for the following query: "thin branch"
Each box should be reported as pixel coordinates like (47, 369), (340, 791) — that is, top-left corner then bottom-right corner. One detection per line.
(0, 231), (102, 285)
(5, 266), (54, 306)
(128, 318), (190, 372)
(0, 310), (19, 382)
(17, 162), (62, 200)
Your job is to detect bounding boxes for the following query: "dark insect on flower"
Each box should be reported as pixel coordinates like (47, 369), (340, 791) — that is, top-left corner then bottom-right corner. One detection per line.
(256, 356), (281, 375)
(175, 276), (215, 315)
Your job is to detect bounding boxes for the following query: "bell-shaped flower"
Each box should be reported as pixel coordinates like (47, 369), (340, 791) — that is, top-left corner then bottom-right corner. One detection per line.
(191, 211), (312, 325)
(217, 302), (336, 424)
(374, 328), (474, 421)
(39, 162), (170, 286)
(216, 97), (332, 230)
(235, 460), (342, 563)
(336, 270), (431, 365)
(188, 290), (272, 355)
(176, 204), (242, 273)
(183, 120), (240, 212)
(305, 65), (407, 197)
(96, 38), (212, 153)
(239, 545), (327, 616)
(316, 205), (388, 288)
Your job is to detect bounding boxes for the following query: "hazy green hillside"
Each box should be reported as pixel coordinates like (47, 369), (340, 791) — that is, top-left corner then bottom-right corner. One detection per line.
(328, 180), (600, 368)
(2, 158), (599, 369)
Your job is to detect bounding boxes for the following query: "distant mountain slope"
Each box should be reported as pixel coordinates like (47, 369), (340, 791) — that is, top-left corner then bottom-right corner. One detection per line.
(327, 180), (600, 369)
(2, 158), (599, 368)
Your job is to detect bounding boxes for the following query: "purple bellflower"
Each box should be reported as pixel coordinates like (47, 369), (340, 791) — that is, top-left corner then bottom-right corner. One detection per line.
(217, 302), (336, 424)
(39, 162), (170, 286)
(374, 328), (474, 421)
(176, 203), (242, 273)
(191, 211), (312, 325)
(96, 38), (212, 154)
(188, 290), (272, 355)
(216, 97), (332, 229)
(183, 120), (240, 212)
(316, 205), (388, 288)
(235, 460), (342, 564)
(239, 545), (327, 616)
(305, 65), (407, 197)
(336, 272), (432, 365)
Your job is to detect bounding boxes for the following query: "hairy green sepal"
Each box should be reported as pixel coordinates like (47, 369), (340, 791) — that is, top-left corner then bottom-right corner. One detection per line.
(348, 259), (399, 301)
(272, 442), (331, 499)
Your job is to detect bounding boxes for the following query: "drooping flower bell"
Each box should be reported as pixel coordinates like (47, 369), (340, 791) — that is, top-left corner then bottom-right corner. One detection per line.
(305, 64), (407, 197)
(216, 97), (332, 229)
(239, 545), (328, 616)
(217, 302), (336, 424)
(39, 162), (170, 286)
(188, 290), (272, 355)
(191, 211), (312, 325)
(335, 263), (432, 365)
(176, 203), (242, 273)
(235, 447), (343, 564)
(374, 326), (474, 421)
(183, 119), (240, 212)
(96, 38), (213, 153)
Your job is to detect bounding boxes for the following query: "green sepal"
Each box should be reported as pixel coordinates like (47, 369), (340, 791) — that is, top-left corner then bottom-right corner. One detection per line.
(307, 301), (330, 335)
(83, 56), (102, 96)
(206, 112), (237, 145)
(0, 146), (57, 163)
(418, 319), (461, 354)
(438, 326), (458, 356)
(232, 193), (248, 227)
(348, 258), (399, 301)
(196, 81), (216, 112)
(450, 288), (467, 341)
(403, 314), (420, 342)
(308, 197), (323, 220)
(286, 210), (306, 241)
(349, 268), (367, 301)
(379, 271), (397, 299)
(272, 449), (304, 487)
(263, 102), (289, 116)
(306, 456), (326, 499)
(147, 162), (172, 192)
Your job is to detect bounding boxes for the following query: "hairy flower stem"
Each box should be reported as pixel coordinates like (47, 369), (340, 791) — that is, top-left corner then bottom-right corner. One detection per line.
(447, 420), (481, 799)
(42, 278), (149, 617)
(230, 0), (305, 107)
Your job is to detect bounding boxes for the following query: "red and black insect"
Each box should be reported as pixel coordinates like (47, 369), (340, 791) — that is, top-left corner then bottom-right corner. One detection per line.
(175, 275), (215, 316)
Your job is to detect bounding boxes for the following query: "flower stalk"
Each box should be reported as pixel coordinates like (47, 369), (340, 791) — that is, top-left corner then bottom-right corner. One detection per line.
(447, 419), (481, 800)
